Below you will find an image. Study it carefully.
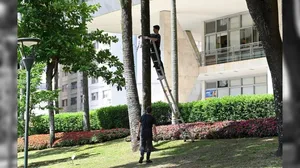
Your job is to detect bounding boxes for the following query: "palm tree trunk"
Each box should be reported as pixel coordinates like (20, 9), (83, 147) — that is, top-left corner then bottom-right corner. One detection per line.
(171, 0), (178, 124)
(141, 0), (151, 115)
(120, 0), (141, 152)
(245, 0), (282, 157)
(82, 72), (90, 131)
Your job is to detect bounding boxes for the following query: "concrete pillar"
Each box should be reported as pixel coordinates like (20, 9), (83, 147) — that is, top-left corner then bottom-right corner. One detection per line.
(267, 69), (273, 94)
(201, 81), (206, 100)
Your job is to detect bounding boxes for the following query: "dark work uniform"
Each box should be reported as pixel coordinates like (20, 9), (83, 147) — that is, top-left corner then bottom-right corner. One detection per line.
(149, 33), (164, 75)
(140, 113), (156, 153)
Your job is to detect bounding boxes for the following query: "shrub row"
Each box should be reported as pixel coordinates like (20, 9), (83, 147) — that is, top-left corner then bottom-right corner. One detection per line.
(28, 94), (275, 136)
(17, 128), (130, 152)
(155, 117), (277, 141)
(18, 118), (277, 151)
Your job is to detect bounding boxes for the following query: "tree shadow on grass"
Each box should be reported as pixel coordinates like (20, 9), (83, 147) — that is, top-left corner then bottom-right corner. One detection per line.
(18, 153), (99, 168)
(18, 147), (79, 160)
(111, 138), (281, 168)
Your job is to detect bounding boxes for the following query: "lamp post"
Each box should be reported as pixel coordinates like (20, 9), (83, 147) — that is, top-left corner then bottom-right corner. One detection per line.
(18, 37), (40, 168)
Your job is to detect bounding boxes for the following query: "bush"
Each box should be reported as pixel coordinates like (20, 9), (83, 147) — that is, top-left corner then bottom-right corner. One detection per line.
(27, 94), (275, 135)
(17, 128), (130, 152)
(155, 117), (277, 141)
(96, 105), (129, 129)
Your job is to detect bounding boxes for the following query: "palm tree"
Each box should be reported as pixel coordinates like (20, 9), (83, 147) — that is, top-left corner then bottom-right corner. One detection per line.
(171, 0), (179, 124)
(141, 0), (151, 115)
(120, 0), (141, 152)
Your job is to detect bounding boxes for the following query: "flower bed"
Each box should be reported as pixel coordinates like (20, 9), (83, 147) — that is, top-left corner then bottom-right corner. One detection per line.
(17, 128), (130, 152)
(155, 117), (277, 140)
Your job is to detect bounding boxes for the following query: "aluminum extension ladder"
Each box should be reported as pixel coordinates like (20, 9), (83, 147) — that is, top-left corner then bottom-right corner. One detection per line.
(150, 40), (194, 142)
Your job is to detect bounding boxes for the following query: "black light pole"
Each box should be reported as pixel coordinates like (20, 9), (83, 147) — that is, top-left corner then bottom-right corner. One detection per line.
(18, 37), (40, 168)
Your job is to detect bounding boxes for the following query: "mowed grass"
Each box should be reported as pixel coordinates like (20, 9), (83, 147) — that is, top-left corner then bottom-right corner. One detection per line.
(17, 137), (282, 168)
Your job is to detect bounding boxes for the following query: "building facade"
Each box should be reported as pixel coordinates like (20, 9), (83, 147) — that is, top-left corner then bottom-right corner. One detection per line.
(58, 0), (282, 112)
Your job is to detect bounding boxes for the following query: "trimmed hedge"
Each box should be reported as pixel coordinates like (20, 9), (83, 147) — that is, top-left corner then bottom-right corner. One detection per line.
(27, 94), (275, 136)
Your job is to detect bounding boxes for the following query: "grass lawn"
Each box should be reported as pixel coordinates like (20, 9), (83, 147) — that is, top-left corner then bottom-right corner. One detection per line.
(17, 137), (282, 168)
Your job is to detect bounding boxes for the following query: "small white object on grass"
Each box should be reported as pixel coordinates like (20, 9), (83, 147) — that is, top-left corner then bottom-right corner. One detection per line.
(71, 154), (76, 164)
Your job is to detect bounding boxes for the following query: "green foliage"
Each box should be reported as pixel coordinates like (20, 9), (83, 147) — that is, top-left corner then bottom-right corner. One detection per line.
(17, 63), (59, 137)
(27, 94), (275, 135)
(96, 105), (129, 129)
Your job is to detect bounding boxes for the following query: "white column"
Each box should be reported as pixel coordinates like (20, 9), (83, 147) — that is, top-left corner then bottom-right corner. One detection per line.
(201, 81), (206, 100)
(267, 69), (273, 94)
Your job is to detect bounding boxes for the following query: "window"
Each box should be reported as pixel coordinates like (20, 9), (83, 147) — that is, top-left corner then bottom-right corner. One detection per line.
(253, 27), (260, 42)
(103, 90), (109, 99)
(241, 14), (253, 27)
(255, 76), (267, 84)
(216, 33), (227, 48)
(255, 85), (267, 94)
(91, 77), (98, 84)
(230, 87), (241, 96)
(205, 21), (216, 34)
(230, 16), (240, 29)
(91, 92), (98, 101)
(242, 77), (254, 85)
(218, 88), (229, 98)
(243, 86), (254, 95)
(229, 30), (240, 49)
(240, 28), (252, 45)
(205, 35), (216, 53)
(217, 80), (228, 88)
(71, 97), (77, 105)
(230, 79), (241, 86)
(206, 82), (217, 89)
(71, 82), (77, 90)
(62, 84), (68, 92)
(80, 95), (84, 103)
(217, 19), (227, 32)
(62, 99), (68, 107)
(93, 42), (98, 49)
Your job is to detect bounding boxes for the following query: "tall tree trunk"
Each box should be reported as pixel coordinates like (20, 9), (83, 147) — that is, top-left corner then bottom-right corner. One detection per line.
(171, 0), (178, 124)
(54, 65), (59, 114)
(46, 61), (55, 147)
(120, 0), (141, 152)
(82, 72), (90, 131)
(245, 0), (282, 157)
(141, 0), (151, 115)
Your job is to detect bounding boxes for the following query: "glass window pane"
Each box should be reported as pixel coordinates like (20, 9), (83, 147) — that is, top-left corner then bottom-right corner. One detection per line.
(240, 28), (252, 45)
(255, 85), (267, 94)
(205, 21), (216, 34)
(243, 77), (254, 85)
(216, 33), (227, 48)
(217, 19), (228, 32)
(206, 82), (216, 89)
(218, 88), (229, 98)
(230, 79), (241, 86)
(230, 87), (241, 96)
(253, 27), (260, 42)
(205, 35), (216, 52)
(218, 80), (228, 88)
(230, 16), (240, 29)
(243, 86), (254, 95)
(255, 76), (267, 83)
(205, 89), (217, 98)
(242, 14), (253, 27)
(230, 30), (240, 50)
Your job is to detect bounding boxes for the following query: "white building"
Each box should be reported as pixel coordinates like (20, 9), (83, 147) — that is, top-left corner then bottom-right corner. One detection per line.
(58, 0), (283, 112)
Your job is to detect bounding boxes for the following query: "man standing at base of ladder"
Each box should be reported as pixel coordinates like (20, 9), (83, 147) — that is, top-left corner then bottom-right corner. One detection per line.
(139, 25), (165, 80)
(137, 106), (157, 164)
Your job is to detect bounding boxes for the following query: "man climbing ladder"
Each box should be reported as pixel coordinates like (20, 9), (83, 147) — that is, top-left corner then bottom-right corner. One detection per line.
(140, 26), (194, 142)
(139, 25), (165, 80)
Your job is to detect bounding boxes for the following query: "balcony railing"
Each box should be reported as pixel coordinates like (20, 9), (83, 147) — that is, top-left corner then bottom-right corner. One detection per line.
(200, 42), (265, 66)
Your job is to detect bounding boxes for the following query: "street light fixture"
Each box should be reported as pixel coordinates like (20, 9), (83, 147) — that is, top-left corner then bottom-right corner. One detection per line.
(17, 37), (40, 168)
